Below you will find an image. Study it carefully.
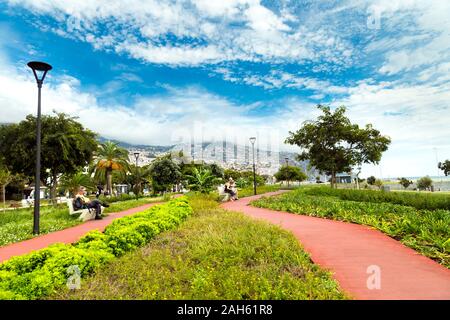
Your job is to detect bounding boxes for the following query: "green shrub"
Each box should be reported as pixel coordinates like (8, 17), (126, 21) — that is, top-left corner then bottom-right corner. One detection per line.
(300, 186), (450, 211)
(0, 197), (193, 300)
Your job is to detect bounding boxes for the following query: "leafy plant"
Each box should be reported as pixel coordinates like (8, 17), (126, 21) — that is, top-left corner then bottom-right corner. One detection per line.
(185, 168), (222, 193)
(60, 172), (94, 197)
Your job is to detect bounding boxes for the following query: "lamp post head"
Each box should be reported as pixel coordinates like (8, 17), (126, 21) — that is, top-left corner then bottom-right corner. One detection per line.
(27, 61), (52, 85)
(249, 137), (256, 145)
(134, 152), (140, 159)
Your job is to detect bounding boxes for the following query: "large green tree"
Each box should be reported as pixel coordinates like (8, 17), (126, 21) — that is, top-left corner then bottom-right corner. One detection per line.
(274, 165), (307, 186)
(149, 157), (182, 193)
(0, 113), (98, 201)
(286, 105), (391, 188)
(438, 160), (450, 176)
(398, 177), (413, 189)
(417, 176), (433, 191)
(0, 167), (14, 211)
(92, 141), (129, 196)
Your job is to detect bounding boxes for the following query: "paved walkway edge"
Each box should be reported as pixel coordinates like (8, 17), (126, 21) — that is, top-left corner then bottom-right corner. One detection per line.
(221, 191), (450, 300)
(0, 201), (163, 263)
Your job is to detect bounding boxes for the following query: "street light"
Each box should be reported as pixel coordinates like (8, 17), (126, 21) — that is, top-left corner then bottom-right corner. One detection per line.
(249, 137), (257, 195)
(134, 152), (140, 167)
(28, 61), (52, 235)
(285, 157), (290, 187)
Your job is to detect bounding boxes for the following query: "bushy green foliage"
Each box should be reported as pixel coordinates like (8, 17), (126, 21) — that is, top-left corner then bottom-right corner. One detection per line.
(0, 197), (192, 300)
(398, 177), (413, 189)
(300, 186), (450, 211)
(417, 176), (433, 191)
(274, 165), (307, 183)
(366, 176), (376, 185)
(252, 189), (450, 268)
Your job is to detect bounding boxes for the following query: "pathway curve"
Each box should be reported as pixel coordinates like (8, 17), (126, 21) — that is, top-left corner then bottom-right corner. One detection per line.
(221, 191), (450, 300)
(0, 201), (164, 263)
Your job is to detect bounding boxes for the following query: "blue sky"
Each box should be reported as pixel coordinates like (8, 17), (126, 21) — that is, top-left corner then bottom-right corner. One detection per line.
(0, 0), (449, 178)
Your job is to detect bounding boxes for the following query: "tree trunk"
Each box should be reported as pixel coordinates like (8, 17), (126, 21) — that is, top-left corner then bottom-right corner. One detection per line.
(51, 172), (58, 206)
(106, 169), (113, 196)
(331, 171), (337, 189)
(2, 185), (5, 212)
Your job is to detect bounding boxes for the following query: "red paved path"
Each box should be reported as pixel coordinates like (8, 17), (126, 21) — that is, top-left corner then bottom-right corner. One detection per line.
(222, 191), (450, 300)
(0, 201), (163, 263)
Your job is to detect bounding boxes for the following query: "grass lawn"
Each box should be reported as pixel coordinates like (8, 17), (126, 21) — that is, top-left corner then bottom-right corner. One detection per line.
(0, 196), (164, 247)
(252, 187), (450, 268)
(51, 195), (347, 300)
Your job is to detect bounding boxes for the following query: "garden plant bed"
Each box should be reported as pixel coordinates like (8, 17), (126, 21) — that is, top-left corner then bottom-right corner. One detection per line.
(0, 196), (165, 247)
(51, 195), (347, 300)
(0, 197), (192, 299)
(251, 187), (450, 268)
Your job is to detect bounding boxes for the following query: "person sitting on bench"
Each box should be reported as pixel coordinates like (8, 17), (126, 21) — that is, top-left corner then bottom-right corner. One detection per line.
(74, 187), (109, 220)
(224, 178), (238, 201)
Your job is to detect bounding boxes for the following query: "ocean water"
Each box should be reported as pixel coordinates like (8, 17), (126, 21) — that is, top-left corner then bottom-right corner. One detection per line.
(383, 176), (450, 191)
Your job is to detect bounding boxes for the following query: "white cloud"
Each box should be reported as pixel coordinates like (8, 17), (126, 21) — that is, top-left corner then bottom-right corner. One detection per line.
(5, 0), (354, 67)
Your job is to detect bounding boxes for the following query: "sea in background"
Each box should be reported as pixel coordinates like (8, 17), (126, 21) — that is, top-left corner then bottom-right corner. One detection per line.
(382, 176), (450, 191)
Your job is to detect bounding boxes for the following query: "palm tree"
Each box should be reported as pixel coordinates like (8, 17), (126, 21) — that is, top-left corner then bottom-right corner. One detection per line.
(93, 141), (129, 196)
(124, 165), (152, 198)
(185, 168), (222, 193)
(60, 172), (94, 197)
(0, 167), (13, 212)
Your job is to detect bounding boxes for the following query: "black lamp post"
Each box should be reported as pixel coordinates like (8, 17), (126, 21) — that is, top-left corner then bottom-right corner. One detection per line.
(249, 137), (256, 195)
(134, 152), (140, 196)
(28, 61), (52, 235)
(134, 152), (140, 167)
(285, 157), (290, 188)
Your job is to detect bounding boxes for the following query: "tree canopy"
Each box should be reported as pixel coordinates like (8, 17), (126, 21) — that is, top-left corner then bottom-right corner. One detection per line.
(92, 141), (129, 195)
(274, 165), (307, 184)
(0, 113), (98, 200)
(286, 105), (391, 188)
(417, 176), (433, 191)
(149, 157), (182, 193)
(398, 177), (413, 189)
(438, 160), (450, 176)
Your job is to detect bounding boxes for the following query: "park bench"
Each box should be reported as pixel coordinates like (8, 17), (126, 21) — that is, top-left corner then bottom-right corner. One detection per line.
(217, 185), (230, 202)
(217, 185), (238, 202)
(67, 199), (104, 222)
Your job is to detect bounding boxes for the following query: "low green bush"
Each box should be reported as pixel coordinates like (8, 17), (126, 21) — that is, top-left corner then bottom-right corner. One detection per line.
(0, 197), (192, 300)
(301, 186), (450, 211)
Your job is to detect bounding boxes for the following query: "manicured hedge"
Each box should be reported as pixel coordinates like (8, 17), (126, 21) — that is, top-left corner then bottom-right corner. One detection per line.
(0, 197), (192, 300)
